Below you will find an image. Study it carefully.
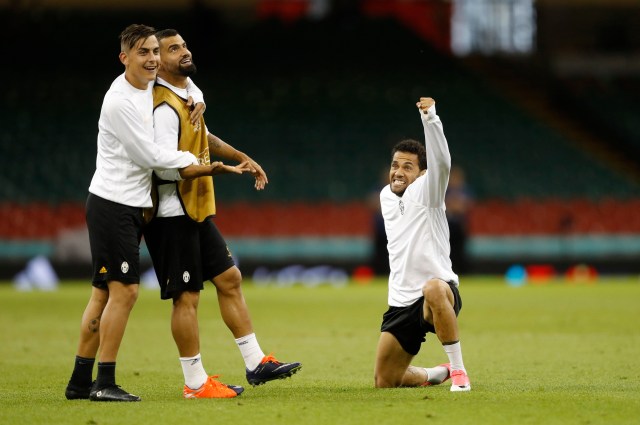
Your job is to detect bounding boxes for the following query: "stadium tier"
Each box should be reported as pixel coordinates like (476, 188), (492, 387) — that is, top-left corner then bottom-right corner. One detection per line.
(2, 199), (640, 272)
(560, 76), (640, 157)
(2, 12), (638, 203)
(3, 198), (639, 241)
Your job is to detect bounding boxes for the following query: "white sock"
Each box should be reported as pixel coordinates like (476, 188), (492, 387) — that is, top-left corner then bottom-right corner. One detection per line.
(424, 365), (450, 384)
(443, 341), (466, 372)
(179, 353), (208, 390)
(235, 333), (265, 371)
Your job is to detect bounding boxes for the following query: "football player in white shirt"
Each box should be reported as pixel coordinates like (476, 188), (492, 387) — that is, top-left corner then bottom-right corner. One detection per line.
(374, 98), (471, 392)
(65, 24), (245, 403)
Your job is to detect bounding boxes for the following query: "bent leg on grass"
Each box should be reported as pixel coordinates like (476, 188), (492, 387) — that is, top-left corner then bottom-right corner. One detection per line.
(374, 332), (427, 387)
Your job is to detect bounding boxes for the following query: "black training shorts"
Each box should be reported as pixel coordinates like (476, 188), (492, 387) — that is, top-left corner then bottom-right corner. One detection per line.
(380, 281), (462, 356)
(86, 193), (144, 287)
(143, 215), (235, 300)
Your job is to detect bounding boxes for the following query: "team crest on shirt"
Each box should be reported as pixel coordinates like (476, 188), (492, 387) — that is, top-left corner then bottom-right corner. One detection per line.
(193, 120), (201, 133)
(183, 271), (191, 282)
(399, 200), (405, 215)
(121, 261), (129, 273)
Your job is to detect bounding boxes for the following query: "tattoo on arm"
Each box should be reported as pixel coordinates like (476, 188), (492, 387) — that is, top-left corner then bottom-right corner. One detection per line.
(208, 135), (222, 151)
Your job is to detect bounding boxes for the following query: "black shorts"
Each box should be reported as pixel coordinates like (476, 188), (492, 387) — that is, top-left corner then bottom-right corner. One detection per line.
(86, 193), (144, 287)
(143, 215), (235, 300)
(380, 281), (462, 356)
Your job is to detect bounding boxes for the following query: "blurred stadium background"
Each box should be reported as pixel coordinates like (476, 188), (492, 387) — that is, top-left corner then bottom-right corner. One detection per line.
(1, 0), (639, 281)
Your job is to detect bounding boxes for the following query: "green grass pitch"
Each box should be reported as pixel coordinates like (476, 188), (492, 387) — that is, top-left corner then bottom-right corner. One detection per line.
(1, 277), (639, 424)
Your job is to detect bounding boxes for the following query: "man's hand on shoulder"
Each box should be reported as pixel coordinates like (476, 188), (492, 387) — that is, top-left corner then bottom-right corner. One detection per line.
(186, 96), (206, 124)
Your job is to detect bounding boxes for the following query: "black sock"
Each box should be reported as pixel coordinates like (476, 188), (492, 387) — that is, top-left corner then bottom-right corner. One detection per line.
(69, 356), (95, 388)
(95, 362), (116, 389)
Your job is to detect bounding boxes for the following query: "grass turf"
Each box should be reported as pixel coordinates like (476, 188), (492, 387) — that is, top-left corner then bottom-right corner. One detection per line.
(0, 277), (639, 424)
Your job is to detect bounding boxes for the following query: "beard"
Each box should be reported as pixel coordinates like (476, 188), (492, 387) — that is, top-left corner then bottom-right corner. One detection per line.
(179, 62), (197, 76)
(390, 187), (406, 197)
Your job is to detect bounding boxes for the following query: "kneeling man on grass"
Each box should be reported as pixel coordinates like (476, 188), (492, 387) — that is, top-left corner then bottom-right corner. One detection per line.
(374, 97), (471, 392)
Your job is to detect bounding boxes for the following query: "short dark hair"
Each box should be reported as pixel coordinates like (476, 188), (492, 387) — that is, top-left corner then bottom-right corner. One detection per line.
(119, 24), (156, 52)
(391, 139), (427, 170)
(156, 28), (179, 43)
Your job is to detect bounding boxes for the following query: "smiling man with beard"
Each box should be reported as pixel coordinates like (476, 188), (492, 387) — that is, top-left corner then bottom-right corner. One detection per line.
(142, 29), (301, 399)
(374, 98), (471, 392)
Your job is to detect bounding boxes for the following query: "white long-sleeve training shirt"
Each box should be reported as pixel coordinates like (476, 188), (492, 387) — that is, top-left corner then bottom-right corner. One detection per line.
(88, 73), (199, 208)
(380, 105), (459, 307)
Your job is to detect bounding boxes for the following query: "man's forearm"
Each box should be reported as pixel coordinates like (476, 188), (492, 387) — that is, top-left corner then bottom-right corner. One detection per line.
(179, 164), (213, 180)
(207, 133), (244, 162)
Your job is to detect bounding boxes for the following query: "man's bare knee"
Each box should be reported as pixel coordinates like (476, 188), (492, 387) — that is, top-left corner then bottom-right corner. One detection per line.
(213, 267), (242, 294)
(107, 282), (139, 308)
(375, 376), (399, 388)
(423, 279), (450, 306)
(173, 291), (199, 309)
(374, 371), (402, 388)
